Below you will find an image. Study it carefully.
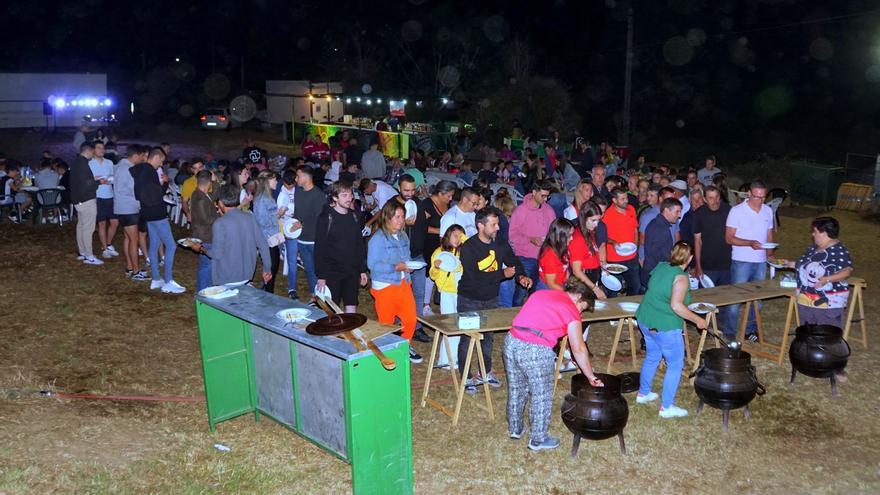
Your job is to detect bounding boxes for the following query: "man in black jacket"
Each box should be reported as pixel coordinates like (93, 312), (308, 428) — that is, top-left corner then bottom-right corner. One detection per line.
(131, 147), (185, 294)
(314, 181), (367, 313)
(70, 142), (104, 265)
(395, 174), (431, 342)
(457, 207), (532, 393)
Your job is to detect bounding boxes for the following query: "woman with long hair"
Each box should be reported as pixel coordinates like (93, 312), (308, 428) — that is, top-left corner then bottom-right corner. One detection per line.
(569, 201), (608, 300)
(422, 179), (457, 314)
(228, 163), (253, 209)
(252, 170), (283, 293)
(367, 200), (422, 363)
(536, 218), (574, 291)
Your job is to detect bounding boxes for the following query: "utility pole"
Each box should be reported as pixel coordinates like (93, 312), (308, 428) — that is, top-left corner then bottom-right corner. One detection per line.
(620, 4), (634, 146)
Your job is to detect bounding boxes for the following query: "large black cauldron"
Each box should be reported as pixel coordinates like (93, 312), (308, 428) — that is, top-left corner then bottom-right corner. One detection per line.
(561, 373), (629, 457)
(789, 324), (851, 396)
(692, 347), (765, 432)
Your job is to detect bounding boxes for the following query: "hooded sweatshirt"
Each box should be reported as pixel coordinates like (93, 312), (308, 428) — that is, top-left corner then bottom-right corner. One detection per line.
(508, 193), (557, 259)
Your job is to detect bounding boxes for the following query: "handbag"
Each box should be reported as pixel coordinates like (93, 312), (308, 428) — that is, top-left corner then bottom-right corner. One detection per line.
(267, 220), (285, 247)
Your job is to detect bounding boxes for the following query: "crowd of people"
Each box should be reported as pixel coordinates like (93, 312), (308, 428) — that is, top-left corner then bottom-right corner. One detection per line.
(0, 130), (855, 451)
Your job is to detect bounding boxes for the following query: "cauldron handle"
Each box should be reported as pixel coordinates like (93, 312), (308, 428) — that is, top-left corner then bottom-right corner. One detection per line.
(688, 362), (705, 380)
(842, 338), (852, 358)
(749, 366), (766, 396)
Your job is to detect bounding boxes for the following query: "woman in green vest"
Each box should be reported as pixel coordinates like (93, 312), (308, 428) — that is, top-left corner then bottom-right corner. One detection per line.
(634, 241), (708, 418)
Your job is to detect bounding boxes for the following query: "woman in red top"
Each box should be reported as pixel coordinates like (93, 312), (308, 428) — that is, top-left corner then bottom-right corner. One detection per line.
(537, 219), (574, 290)
(570, 201), (608, 300)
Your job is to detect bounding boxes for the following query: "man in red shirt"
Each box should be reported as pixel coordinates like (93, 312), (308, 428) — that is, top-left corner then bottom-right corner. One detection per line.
(602, 187), (640, 296)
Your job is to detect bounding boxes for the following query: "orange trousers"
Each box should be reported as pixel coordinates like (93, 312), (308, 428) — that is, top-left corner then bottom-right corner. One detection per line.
(370, 280), (417, 342)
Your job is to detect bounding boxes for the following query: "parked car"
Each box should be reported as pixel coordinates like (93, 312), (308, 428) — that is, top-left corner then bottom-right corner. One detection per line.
(200, 108), (230, 130)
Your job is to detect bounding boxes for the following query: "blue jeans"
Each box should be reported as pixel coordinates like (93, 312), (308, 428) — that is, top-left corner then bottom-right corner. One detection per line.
(197, 242), (213, 292)
(730, 260), (766, 335)
(146, 219), (176, 283)
(498, 278), (515, 308)
(296, 241), (318, 295)
(638, 321), (685, 409)
(702, 268), (734, 337)
(410, 260), (427, 327)
(284, 239), (299, 294)
(513, 256), (538, 306)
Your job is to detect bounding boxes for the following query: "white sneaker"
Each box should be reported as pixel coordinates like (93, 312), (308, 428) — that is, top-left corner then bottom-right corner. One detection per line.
(76, 254), (86, 261)
(422, 305), (435, 317)
(106, 245), (119, 256)
(636, 392), (659, 404)
(101, 248), (114, 259)
(82, 256), (105, 265)
(659, 405), (689, 418)
(162, 280), (186, 294)
(150, 280), (164, 290)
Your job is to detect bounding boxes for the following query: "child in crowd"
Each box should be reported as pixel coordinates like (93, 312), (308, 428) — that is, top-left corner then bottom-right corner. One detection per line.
(430, 224), (466, 368)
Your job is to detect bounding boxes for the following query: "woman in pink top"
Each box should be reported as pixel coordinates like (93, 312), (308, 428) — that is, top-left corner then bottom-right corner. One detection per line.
(502, 278), (602, 451)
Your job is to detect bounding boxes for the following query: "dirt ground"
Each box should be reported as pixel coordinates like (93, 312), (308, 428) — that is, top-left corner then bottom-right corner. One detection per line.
(0, 128), (879, 494)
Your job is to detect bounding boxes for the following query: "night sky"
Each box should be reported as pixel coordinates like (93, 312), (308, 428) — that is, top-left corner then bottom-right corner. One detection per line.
(3, 0), (879, 158)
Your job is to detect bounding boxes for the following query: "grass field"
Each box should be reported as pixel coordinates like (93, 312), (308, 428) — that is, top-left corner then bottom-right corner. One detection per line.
(0, 206), (878, 494)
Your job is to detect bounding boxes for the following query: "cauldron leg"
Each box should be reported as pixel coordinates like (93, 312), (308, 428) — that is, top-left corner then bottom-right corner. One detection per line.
(722, 409), (730, 433)
(789, 368), (797, 384)
(570, 435), (581, 458)
(743, 404), (751, 420)
(830, 374), (839, 398)
(618, 432), (627, 455)
(696, 400), (704, 415)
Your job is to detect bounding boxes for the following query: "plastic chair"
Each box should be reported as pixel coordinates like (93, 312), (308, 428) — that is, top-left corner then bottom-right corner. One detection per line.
(0, 195), (22, 223)
(34, 188), (65, 226)
(767, 197), (784, 230)
(454, 177), (471, 189)
(767, 188), (788, 228)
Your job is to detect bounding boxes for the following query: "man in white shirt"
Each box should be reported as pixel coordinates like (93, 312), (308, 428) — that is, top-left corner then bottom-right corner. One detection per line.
(89, 142), (120, 258)
(725, 179), (775, 341)
(440, 187), (479, 237)
(697, 155), (721, 187)
(360, 178), (399, 228)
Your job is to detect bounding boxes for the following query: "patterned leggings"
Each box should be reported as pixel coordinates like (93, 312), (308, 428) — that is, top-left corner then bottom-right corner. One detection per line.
(502, 333), (556, 442)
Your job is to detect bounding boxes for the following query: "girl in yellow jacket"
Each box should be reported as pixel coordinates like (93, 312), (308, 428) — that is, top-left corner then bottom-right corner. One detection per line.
(430, 224), (465, 368)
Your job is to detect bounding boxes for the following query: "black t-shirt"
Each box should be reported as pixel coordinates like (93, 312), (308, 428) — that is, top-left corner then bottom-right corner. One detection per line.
(458, 235), (524, 301)
(692, 203), (732, 270)
(399, 195), (428, 258)
(422, 196), (443, 258)
(243, 146), (263, 163)
(346, 145), (364, 165)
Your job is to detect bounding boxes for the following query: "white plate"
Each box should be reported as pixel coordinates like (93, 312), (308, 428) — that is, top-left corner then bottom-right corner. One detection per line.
(618, 302), (640, 312)
(688, 302), (717, 314)
(199, 287), (238, 299)
(760, 242), (779, 249)
(282, 217), (302, 239)
(406, 260), (427, 270)
(436, 251), (459, 272)
(614, 242), (637, 256)
(593, 301), (607, 310)
(177, 237), (202, 247)
(699, 274), (715, 288)
(276, 308), (312, 323)
(314, 284), (332, 301)
(404, 199), (417, 219)
(602, 263), (628, 274)
(600, 272), (622, 291)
